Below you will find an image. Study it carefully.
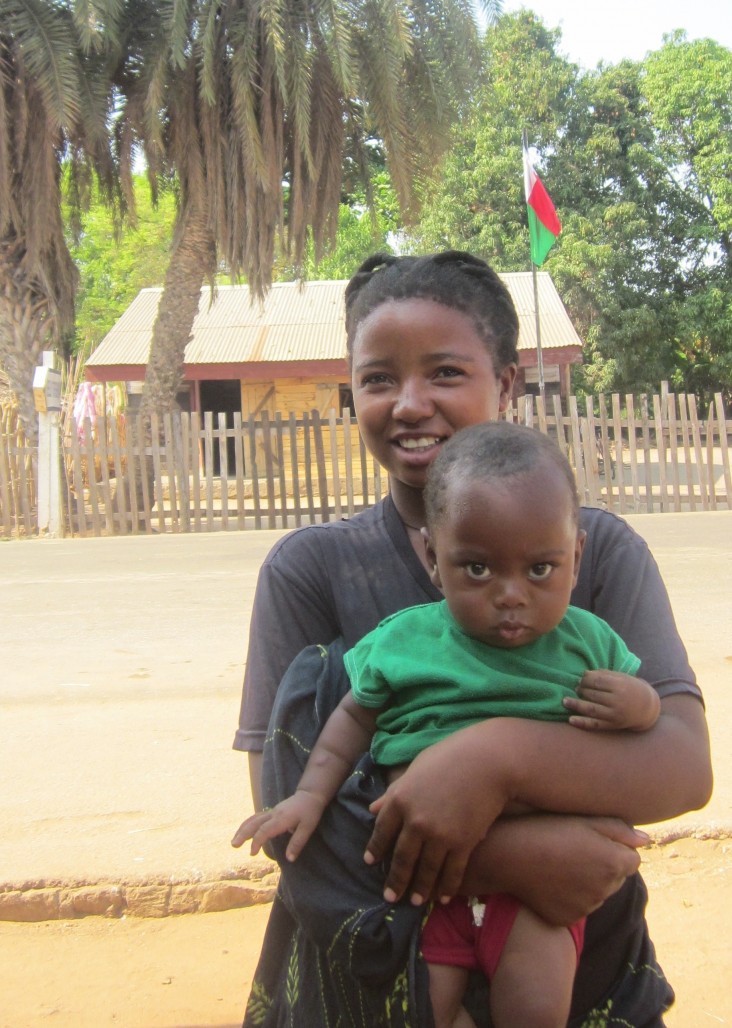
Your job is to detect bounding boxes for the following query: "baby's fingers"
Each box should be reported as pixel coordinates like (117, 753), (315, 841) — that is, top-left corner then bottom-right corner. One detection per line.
(563, 695), (617, 731)
(284, 818), (318, 862)
(231, 812), (271, 848)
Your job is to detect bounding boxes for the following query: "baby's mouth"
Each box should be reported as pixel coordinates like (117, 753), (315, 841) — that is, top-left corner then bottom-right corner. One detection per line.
(496, 621), (529, 641)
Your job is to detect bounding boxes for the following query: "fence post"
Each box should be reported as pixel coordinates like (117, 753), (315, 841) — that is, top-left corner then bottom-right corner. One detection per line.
(32, 352), (63, 537)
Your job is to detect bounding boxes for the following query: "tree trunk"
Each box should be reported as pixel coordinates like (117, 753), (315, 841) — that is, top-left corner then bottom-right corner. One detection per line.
(0, 242), (60, 449)
(141, 200), (217, 416)
(135, 200), (216, 525)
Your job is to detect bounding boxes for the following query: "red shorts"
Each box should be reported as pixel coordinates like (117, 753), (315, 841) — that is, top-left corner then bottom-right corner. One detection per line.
(420, 894), (585, 981)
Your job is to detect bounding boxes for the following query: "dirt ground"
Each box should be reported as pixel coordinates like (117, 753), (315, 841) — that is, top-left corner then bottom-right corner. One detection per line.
(0, 835), (730, 1027)
(2, 513), (731, 1027)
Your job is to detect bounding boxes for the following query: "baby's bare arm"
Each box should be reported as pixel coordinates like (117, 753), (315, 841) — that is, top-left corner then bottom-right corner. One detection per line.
(563, 670), (661, 732)
(233, 691), (379, 861)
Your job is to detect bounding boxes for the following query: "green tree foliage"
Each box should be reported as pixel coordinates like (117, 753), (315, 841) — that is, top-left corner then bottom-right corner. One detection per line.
(410, 14), (732, 404)
(66, 176), (176, 355)
(548, 60), (694, 394)
(414, 12), (575, 265)
(642, 34), (732, 399)
(645, 33), (732, 249)
(554, 40), (732, 403)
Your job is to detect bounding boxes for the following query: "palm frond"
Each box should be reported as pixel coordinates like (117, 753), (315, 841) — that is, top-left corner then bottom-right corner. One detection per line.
(72, 0), (126, 54)
(159, 0), (194, 71)
(227, 9), (267, 180)
(1, 0), (82, 130)
(259, 0), (289, 100)
(318, 0), (356, 96)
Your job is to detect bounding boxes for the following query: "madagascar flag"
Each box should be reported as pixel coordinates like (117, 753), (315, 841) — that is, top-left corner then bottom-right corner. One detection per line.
(523, 143), (561, 266)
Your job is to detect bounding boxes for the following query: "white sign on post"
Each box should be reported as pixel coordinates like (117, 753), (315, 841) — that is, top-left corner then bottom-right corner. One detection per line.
(34, 353), (63, 536)
(33, 365), (63, 413)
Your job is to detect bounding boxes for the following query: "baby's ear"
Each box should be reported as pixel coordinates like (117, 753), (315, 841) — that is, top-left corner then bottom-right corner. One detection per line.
(421, 528), (442, 588)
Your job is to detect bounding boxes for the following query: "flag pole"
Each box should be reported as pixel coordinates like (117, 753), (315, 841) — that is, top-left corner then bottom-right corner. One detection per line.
(532, 261), (546, 401)
(523, 129), (545, 401)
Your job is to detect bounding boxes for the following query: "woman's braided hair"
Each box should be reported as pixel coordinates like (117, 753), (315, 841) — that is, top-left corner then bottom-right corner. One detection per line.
(344, 251), (519, 370)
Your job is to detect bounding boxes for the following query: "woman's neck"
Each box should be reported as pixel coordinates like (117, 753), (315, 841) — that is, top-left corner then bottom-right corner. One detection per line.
(389, 482), (434, 573)
(389, 480), (427, 533)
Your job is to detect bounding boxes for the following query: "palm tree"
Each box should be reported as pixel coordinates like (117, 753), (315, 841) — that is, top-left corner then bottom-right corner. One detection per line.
(116, 0), (498, 414)
(0, 0), (121, 443)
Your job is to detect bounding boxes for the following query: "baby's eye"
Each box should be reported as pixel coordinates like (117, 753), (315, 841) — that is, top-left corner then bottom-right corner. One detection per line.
(528, 563), (553, 581)
(466, 563), (492, 580)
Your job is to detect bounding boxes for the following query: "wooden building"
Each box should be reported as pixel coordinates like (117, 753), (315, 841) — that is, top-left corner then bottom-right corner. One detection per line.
(85, 274), (583, 418)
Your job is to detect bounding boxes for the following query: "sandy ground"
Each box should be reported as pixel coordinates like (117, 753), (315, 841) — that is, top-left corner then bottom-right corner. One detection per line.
(1, 836), (731, 1026)
(2, 512), (731, 1026)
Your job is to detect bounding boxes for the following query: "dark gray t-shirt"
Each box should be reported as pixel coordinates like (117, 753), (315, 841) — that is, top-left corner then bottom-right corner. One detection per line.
(234, 495), (699, 752)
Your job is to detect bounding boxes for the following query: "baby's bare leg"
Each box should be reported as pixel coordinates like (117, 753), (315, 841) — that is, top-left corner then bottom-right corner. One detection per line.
(428, 963), (475, 1028)
(489, 906), (576, 1028)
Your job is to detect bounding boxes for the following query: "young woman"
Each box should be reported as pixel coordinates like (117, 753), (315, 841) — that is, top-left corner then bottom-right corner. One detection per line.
(233, 251), (712, 1026)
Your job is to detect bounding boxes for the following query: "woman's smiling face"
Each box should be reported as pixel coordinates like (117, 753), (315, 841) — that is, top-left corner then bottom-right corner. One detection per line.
(351, 299), (516, 493)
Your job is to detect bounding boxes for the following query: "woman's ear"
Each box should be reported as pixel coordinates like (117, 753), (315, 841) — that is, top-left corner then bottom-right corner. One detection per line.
(497, 363), (517, 412)
(421, 527), (442, 588)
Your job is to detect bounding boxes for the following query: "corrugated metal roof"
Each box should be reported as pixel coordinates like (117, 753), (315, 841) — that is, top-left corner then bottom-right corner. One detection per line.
(86, 274), (581, 368)
(508, 272), (583, 351)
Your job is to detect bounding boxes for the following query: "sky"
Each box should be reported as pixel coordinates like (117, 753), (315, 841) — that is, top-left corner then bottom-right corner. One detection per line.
(498, 0), (732, 68)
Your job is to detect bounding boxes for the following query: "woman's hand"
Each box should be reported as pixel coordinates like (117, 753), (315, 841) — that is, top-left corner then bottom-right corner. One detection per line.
(364, 723), (512, 905)
(464, 814), (648, 926)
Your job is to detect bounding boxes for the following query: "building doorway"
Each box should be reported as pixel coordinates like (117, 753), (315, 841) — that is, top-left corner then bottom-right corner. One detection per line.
(199, 380), (240, 475)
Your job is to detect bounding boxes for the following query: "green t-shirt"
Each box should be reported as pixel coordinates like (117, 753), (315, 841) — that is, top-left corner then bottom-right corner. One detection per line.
(344, 601), (641, 766)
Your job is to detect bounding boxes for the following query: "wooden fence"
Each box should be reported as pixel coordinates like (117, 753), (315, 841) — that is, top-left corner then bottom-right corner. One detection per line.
(1, 390), (730, 538)
(0, 404), (36, 537)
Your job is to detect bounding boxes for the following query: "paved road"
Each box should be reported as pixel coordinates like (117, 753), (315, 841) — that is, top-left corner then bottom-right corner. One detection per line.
(1, 512), (731, 892)
(1, 530), (281, 886)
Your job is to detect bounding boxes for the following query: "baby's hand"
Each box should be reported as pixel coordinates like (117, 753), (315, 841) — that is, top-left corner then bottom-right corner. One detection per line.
(231, 790), (327, 861)
(563, 670), (661, 733)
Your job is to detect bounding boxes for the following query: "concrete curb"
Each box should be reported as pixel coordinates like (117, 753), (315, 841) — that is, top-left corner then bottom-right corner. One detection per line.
(646, 822), (732, 847)
(0, 860), (279, 923)
(2, 826), (729, 923)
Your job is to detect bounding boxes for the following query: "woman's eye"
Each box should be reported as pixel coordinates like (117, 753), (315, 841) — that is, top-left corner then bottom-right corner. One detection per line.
(361, 372), (391, 387)
(435, 366), (464, 380)
(529, 563), (553, 581)
(466, 563), (491, 580)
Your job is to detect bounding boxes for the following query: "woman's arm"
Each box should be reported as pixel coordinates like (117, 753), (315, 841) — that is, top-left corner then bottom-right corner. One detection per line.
(248, 752), (264, 812)
(236, 544), (341, 760)
(460, 814), (648, 926)
(367, 692), (712, 904)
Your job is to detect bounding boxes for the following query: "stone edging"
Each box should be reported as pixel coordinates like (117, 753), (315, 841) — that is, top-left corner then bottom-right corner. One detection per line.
(0, 861), (279, 923)
(2, 825), (729, 923)
(645, 822), (732, 846)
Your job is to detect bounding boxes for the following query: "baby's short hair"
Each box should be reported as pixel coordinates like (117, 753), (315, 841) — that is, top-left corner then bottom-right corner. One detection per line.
(424, 421), (579, 531)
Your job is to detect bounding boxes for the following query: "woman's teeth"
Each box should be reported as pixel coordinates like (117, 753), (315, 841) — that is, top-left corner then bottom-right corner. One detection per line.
(398, 437), (441, 450)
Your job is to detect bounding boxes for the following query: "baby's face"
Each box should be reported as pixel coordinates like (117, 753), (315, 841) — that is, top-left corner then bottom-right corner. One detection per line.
(425, 467), (583, 649)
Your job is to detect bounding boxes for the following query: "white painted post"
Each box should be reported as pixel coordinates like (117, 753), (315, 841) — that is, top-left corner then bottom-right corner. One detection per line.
(32, 352), (63, 537)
